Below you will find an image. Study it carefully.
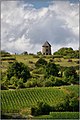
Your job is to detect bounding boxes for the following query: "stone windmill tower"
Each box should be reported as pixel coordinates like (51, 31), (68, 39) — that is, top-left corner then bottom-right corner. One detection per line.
(42, 41), (51, 55)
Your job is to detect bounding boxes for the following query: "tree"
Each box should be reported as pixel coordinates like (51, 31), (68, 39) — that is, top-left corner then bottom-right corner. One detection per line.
(31, 102), (52, 116)
(7, 62), (30, 82)
(53, 47), (78, 58)
(37, 51), (42, 55)
(35, 58), (47, 67)
(69, 97), (79, 111)
(63, 67), (78, 84)
(45, 62), (59, 77)
(21, 51), (28, 55)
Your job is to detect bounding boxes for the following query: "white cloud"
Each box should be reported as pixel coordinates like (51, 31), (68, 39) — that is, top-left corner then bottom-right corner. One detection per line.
(1, 1), (79, 54)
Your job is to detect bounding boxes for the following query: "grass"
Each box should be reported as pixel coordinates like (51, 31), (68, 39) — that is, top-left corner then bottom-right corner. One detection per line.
(1, 54), (79, 73)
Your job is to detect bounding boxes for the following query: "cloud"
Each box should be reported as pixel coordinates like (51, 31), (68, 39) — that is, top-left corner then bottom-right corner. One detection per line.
(1, 0), (79, 54)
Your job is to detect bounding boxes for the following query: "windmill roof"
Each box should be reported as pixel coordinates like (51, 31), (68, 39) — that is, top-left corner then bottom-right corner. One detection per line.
(42, 41), (51, 47)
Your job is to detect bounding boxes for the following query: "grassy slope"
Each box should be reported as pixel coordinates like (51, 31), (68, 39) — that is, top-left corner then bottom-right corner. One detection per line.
(1, 85), (79, 113)
(1, 54), (79, 72)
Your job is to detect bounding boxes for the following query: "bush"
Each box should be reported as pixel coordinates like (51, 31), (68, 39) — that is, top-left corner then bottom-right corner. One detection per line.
(17, 78), (25, 88)
(25, 78), (43, 88)
(35, 58), (47, 67)
(9, 77), (17, 87)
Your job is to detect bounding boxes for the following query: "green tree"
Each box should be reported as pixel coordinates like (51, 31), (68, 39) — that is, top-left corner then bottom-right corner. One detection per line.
(31, 102), (52, 116)
(45, 62), (59, 77)
(69, 97), (79, 111)
(7, 62), (30, 82)
(37, 51), (42, 55)
(35, 58), (47, 67)
(63, 67), (78, 84)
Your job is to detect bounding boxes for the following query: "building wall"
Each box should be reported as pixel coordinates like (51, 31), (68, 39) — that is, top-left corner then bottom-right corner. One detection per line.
(42, 46), (51, 55)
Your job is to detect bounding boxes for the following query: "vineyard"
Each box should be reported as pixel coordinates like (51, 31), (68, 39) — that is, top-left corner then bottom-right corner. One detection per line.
(1, 85), (79, 113)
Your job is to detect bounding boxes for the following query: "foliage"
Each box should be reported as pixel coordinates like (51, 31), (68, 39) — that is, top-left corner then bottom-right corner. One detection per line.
(53, 47), (79, 58)
(63, 67), (78, 84)
(1, 83), (8, 90)
(45, 62), (59, 77)
(1, 50), (11, 57)
(32, 67), (44, 74)
(31, 102), (52, 116)
(25, 78), (43, 88)
(7, 62), (31, 82)
(35, 58), (47, 67)
(21, 51), (28, 55)
(43, 76), (67, 87)
(37, 51), (42, 55)
(17, 78), (25, 89)
(1, 76), (9, 90)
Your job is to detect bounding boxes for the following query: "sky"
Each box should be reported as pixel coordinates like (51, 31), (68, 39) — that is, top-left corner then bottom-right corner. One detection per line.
(1, 0), (79, 54)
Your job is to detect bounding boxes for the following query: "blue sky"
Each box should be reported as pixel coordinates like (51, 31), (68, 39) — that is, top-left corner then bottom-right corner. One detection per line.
(23, 0), (79, 9)
(1, 0), (79, 54)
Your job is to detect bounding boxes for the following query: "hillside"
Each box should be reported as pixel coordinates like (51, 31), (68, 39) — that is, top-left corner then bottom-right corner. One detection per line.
(1, 85), (79, 113)
(1, 53), (79, 119)
(1, 54), (79, 72)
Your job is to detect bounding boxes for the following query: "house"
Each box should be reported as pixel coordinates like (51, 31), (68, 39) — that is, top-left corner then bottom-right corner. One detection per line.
(42, 41), (51, 55)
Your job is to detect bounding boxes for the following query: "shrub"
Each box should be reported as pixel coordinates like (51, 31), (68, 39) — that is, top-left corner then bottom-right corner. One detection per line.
(9, 76), (18, 86)
(35, 58), (47, 67)
(25, 78), (43, 88)
(17, 78), (25, 88)
(54, 78), (66, 86)
(44, 80), (53, 87)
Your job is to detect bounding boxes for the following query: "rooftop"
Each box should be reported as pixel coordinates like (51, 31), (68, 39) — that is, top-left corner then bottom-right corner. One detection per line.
(42, 41), (51, 47)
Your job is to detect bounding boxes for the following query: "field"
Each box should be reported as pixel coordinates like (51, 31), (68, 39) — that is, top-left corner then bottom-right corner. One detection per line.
(1, 85), (79, 114)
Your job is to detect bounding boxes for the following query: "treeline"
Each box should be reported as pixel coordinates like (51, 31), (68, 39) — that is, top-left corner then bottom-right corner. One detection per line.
(1, 47), (79, 58)
(53, 47), (79, 58)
